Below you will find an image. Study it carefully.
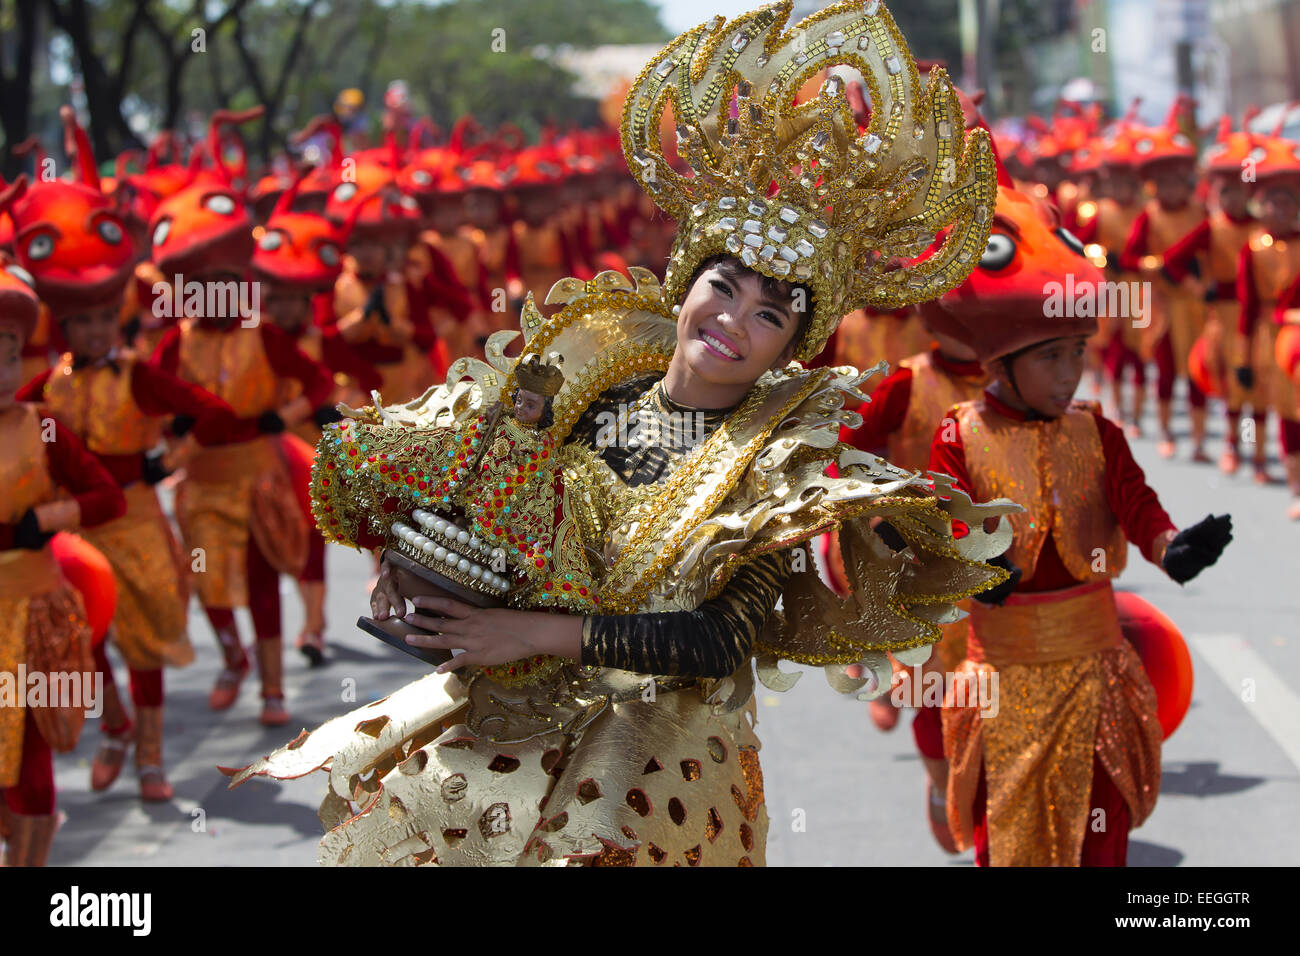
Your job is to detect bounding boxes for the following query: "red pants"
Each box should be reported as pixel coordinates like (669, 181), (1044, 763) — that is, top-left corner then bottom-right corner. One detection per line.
(300, 533), (325, 584)
(1154, 333), (1205, 406)
(972, 752), (1132, 866)
(204, 534), (282, 644)
(91, 641), (162, 717)
(1103, 335), (1147, 386)
(3, 711), (55, 815)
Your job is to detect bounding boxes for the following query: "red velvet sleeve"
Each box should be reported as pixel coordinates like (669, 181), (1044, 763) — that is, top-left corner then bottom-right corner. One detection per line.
(839, 366), (913, 453)
(319, 326), (383, 394)
(1117, 209), (1151, 272)
(420, 241), (474, 320)
(45, 416), (127, 528)
(1237, 243), (1259, 337)
(403, 281), (439, 353)
(150, 326), (183, 374)
(1094, 412), (1176, 564)
(259, 323), (333, 407)
(1160, 217), (1210, 282)
(1277, 268), (1300, 322)
(130, 360), (236, 420)
(15, 367), (53, 403)
(927, 406), (973, 494)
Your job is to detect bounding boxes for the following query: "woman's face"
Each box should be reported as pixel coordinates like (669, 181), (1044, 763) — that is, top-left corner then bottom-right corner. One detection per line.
(675, 261), (802, 389)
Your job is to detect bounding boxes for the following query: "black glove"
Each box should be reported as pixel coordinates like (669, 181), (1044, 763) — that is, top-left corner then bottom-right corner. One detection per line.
(1203, 279), (1221, 303)
(364, 285), (390, 325)
(257, 410), (286, 434)
(973, 552), (1022, 607)
(171, 413), (196, 437)
(1234, 366), (1254, 390)
(142, 451), (172, 486)
(14, 508), (54, 551)
(1162, 513), (1233, 584)
(313, 404), (343, 428)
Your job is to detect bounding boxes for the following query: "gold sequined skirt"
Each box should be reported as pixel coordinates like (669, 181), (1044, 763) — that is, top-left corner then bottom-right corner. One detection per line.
(174, 437), (307, 608)
(80, 483), (194, 670)
(941, 583), (1162, 866)
(226, 666), (768, 866)
(0, 551), (94, 787)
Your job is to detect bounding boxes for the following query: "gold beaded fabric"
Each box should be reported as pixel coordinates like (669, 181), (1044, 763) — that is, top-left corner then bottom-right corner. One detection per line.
(621, 0), (997, 361)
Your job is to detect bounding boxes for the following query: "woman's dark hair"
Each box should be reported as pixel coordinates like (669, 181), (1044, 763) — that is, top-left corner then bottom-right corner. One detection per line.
(687, 254), (813, 353)
(510, 387), (554, 428)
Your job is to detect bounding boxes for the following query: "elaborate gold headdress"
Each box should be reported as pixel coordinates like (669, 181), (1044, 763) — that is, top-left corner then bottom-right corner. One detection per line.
(621, 0), (997, 361)
(514, 351), (565, 397)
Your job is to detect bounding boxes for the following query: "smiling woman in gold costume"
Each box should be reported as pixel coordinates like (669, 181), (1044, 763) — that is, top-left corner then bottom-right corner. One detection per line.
(226, 0), (1019, 866)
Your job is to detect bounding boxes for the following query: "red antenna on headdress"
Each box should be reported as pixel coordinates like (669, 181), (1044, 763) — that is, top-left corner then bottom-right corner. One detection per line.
(1272, 101), (1300, 137)
(207, 106), (265, 186)
(60, 106), (101, 191)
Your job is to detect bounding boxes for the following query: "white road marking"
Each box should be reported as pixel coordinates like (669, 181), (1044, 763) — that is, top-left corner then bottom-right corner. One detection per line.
(1189, 634), (1300, 772)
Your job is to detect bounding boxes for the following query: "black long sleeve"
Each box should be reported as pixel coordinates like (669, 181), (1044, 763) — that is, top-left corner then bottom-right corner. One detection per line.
(580, 550), (789, 678)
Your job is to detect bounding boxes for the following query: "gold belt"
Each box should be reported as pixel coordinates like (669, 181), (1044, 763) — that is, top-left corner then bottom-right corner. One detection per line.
(967, 578), (1120, 666)
(186, 436), (276, 484)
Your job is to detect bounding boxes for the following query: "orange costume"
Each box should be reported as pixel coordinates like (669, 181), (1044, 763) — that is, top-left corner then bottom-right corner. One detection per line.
(1, 263), (126, 866)
(921, 162), (1172, 866)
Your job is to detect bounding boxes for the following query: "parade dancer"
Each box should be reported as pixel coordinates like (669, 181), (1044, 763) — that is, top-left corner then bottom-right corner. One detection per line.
(1074, 118), (1148, 433)
(9, 162), (238, 800)
(0, 257), (125, 865)
(925, 212), (1233, 865)
(149, 162), (333, 725)
(1160, 114), (1262, 475)
(225, 0), (1013, 867)
(1118, 99), (1209, 460)
(1234, 126), (1300, 515)
(252, 170), (383, 664)
(325, 149), (441, 405)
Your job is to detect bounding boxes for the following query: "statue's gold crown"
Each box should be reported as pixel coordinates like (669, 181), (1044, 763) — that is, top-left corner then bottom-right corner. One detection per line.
(620, 0), (997, 361)
(514, 351), (565, 397)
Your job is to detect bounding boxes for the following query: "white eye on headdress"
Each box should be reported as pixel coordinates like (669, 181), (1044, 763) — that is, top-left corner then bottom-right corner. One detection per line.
(400, 195), (418, 210)
(97, 220), (123, 244)
(152, 218), (172, 247)
(413, 170), (433, 186)
(26, 234), (54, 261)
(333, 182), (358, 203)
(204, 194), (237, 215)
(980, 233), (1016, 270)
(1135, 138), (1154, 153)
(318, 244), (340, 267)
(259, 230), (284, 251)
(5, 264), (35, 288)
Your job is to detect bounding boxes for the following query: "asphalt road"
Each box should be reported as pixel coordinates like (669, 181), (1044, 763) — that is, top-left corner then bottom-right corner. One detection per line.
(46, 382), (1300, 866)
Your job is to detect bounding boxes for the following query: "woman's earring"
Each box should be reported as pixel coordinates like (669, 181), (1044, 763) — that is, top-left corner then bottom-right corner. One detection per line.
(671, 304), (681, 316)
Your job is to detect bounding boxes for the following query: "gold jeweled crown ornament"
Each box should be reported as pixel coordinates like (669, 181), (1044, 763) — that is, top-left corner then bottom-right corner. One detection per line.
(621, 0), (997, 361)
(514, 351), (565, 397)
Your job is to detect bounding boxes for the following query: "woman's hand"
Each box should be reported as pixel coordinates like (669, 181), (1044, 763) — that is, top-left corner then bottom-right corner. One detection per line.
(401, 595), (583, 674)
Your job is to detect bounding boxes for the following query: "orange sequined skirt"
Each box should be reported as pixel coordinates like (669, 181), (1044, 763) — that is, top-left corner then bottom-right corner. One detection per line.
(174, 436), (308, 608)
(0, 550), (94, 787)
(81, 483), (194, 670)
(941, 580), (1162, 866)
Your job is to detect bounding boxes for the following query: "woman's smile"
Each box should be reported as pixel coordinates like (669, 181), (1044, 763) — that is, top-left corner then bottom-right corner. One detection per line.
(699, 328), (743, 360)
